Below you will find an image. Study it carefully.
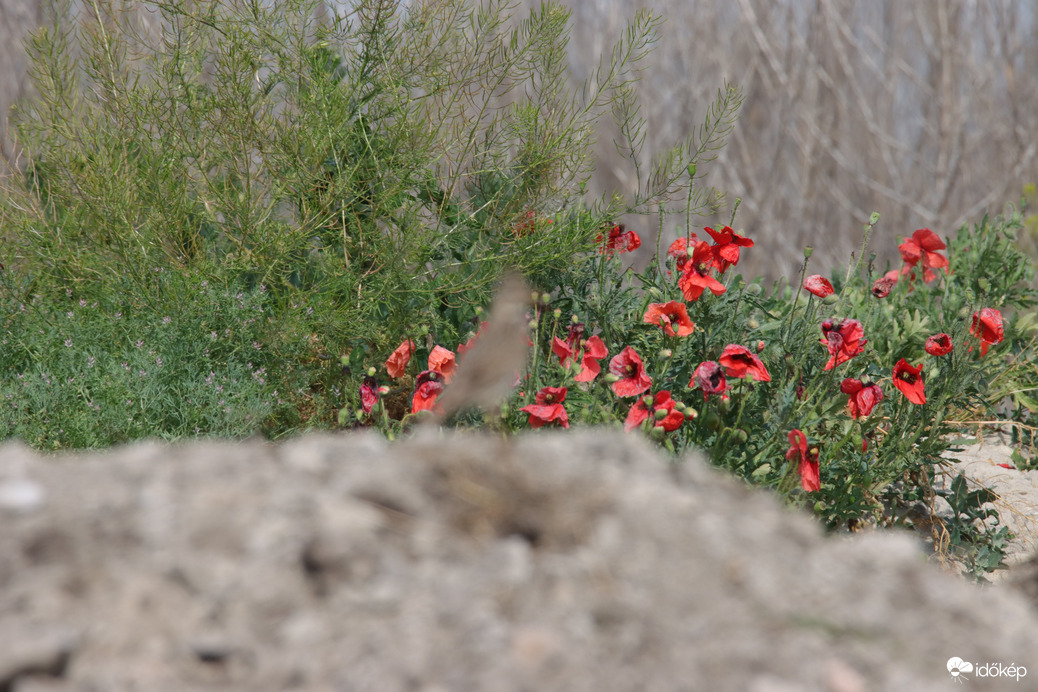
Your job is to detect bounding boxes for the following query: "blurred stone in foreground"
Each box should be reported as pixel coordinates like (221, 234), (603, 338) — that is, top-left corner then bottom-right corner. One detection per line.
(0, 431), (1036, 691)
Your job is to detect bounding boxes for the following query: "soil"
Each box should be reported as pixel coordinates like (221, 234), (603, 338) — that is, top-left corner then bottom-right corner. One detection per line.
(937, 433), (1038, 577)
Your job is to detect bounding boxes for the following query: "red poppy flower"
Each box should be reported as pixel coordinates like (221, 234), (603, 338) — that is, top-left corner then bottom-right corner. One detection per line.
(624, 390), (685, 432)
(678, 241), (726, 301)
(839, 378), (884, 419)
(553, 322), (585, 361)
(521, 386), (569, 428)
(970, 308), (1004, 356)
(899, 229), (948, 283)
(804, 275), (834, 298)
(690, 360), (728, 400)
(892, 359), (926, 405)
(924, 333), (953, 357)
(385, 339), (415, 378)
(360, 375), (379, 414)
(667, 236), (697, 274)
(718, 344), (771, 382)
(704, 226), (754, 273)
(820, 318), (867, 370)
(597, 224), (641, 256)
(412, 370), (445, 413)
(609, 346), (652, 397)
(575, 335), (608, 382)
(643, 301), (696, 337)
(458, 321), (488, 356)
(872, 270), (899, 298)
(553, 326), (608, 382)
(428, 345), (457, 383)
(786, 429), (820, 492)
(513, 209), (551, 238)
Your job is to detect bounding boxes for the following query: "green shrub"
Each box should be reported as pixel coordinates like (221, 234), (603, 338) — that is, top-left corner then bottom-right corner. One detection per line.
(1, 0), (738, 432)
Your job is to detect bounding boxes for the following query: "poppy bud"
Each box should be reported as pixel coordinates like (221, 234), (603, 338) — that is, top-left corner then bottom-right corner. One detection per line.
(1004, 227), (1018, 241)
(804, 246), (814, 259)
(648, 287), (663, 298)
(553, 308), (562, 319)
(683, 406), (697, 420)
(869, 211), (881, 225)
(571, 314), (580, 324)
(823, 293), (838, 305)
(337, 408), (351, 426)
(747, 318), (760, 329)
(756, 340), (765, 353)
(703, 410), (721, 430)
(957, 306), (971, 320)
(530, 291), (540, 303)
(977, 278), (991, 292)
(659, 348), (672, 360)
(649, 425), (666, 441)
(718, 397), (731, 414)
(527, 319), (538, 330)
(814, 501), (827, 513)
(367, 366), (376, 377)
(734, 429), (748, 443)
(475, 306), (484, 316)
(643, 394), (655, 407)
(603, 374), (621, 383)
(654, 408), (669, 421)
(745, 283), (762, 296)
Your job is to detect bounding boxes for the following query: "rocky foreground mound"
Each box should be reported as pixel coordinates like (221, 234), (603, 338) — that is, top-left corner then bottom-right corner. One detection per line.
(1, 431), (1037, 691)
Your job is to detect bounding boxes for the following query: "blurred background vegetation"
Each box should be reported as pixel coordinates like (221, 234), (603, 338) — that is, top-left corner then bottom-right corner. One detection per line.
(4, 1), (1038, 280)
(516, 0), (1038, 279)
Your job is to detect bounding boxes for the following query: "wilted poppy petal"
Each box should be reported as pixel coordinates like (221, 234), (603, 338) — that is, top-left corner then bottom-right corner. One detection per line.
(803, 275), (834, 298)
(386, 339), (415, 378)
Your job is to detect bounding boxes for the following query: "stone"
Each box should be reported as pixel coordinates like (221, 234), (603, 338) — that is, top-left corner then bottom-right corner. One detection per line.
(0, 431), (1035, 690)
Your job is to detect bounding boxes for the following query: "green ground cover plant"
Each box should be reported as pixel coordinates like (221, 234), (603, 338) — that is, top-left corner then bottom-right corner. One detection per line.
(1, 0), (1035, 578)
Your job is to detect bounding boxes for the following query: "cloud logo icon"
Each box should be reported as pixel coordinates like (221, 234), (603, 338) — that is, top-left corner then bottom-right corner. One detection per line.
(948, 657), (974, 679)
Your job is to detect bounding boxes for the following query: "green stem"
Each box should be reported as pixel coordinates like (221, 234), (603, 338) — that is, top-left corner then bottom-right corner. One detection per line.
(783, 256), (810, 348)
